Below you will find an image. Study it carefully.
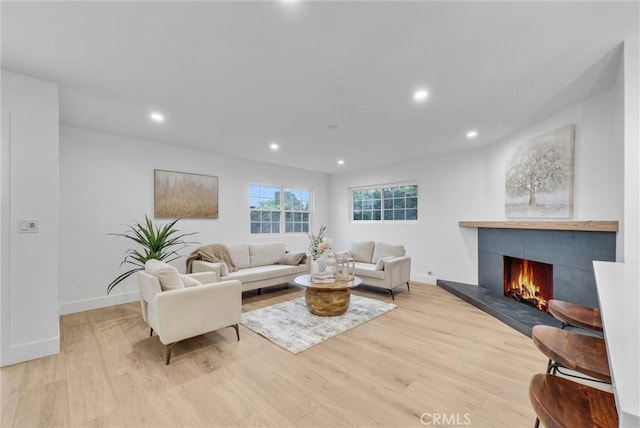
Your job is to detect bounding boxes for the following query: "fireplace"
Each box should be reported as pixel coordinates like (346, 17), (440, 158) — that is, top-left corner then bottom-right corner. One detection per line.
(503, 256), (553, 312)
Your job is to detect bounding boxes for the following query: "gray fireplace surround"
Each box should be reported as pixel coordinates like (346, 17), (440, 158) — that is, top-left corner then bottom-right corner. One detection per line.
(477, 228), (616, 308)
(437, 223), (616, 336)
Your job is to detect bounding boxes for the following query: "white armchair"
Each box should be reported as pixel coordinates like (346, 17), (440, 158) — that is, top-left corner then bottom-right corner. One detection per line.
(137, 269), (242, 364)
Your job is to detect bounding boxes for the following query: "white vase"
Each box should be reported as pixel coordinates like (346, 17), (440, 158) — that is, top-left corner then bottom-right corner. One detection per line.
(310, 259), (320, 275)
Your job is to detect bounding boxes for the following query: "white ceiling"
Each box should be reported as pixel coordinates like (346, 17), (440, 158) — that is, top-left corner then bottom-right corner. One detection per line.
(2, 1), (638, 173)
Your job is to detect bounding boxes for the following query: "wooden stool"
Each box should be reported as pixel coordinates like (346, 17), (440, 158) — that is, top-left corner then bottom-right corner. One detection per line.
(548, 299), (603, 332)
(532, 325), (611, 383)
(529, 374), (618, 428)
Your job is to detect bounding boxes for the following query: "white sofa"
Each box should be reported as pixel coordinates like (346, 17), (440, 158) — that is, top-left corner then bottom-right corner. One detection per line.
(138, 260), (242, 364)
(191, 242), (309, 293)
(337, 241), (411, 299)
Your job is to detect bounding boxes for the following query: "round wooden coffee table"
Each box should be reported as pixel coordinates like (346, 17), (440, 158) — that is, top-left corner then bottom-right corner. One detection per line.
(294, 274), (362, 316)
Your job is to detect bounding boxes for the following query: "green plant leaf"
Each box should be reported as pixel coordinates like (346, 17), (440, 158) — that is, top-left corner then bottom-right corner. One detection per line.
(107, 215), (199, 294)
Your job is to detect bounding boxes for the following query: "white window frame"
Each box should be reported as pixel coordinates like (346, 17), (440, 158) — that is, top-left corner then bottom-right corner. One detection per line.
(249, 184), (313, 234)
(350, 181), (419, 223)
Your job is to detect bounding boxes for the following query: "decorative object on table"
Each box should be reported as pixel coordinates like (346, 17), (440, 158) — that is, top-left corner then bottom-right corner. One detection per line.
(308, 225), (332, 274)
(240, 295), (396, 354)
(505, 124), (575, 218)
(154, 169), (219, 219)
(336, 255), (356, 281)
(107, 215), (197, 294)
(311, 252), (337, 283)
(311, 271), (336, 284)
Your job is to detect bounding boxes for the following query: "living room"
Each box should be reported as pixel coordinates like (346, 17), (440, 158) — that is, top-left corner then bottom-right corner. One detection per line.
(2, 1), (639, 426)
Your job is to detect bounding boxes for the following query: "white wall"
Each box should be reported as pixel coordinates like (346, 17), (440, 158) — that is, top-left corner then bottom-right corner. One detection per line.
(330, 83), (625, 285)
(623, 35), (640, 265)
(58, 126), (330, 314)
(1, 71), (60, 366)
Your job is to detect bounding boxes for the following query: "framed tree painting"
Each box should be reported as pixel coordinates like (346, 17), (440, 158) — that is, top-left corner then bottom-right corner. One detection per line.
(154, 169), (218, 218)
(505, 124), (575, 218)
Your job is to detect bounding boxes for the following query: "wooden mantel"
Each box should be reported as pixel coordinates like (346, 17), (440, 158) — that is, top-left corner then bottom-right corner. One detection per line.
(458, 220), (618, 232)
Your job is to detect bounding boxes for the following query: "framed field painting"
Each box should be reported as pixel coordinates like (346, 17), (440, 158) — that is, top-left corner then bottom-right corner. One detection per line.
(505, 124), (575, 218)
(154, 169), (218, 218)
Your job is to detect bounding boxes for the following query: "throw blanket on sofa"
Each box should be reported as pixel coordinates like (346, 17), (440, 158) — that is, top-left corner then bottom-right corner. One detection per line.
(186, 244), (237, 274)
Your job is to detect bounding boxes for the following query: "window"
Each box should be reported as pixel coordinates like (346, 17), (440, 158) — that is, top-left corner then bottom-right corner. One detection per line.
(250, 185), (311, 234)
(352, 184), (418, 222)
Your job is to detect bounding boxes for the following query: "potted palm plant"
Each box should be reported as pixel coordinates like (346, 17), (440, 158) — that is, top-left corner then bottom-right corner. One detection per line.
(107, 215), (197, 294)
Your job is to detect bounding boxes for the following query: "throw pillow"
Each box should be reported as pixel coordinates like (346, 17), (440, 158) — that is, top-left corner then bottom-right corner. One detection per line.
(219, 262), (230, 277)
(278, 252), (306, 265)
(351, 241), (375, 263)
(375, 256), (395, 271)
(180, 274), (202, 288)
(145, 259), (184, 291)
(372, 242), (405, 263)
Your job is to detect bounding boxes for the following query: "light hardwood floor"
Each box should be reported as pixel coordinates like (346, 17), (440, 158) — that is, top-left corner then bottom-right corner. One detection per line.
(1, 284), (549, 427)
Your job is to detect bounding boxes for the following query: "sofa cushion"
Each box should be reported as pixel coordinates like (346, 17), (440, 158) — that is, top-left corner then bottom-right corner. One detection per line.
(180, 274), (202, 288)
(227, 264), (306, 283)
(227, 243), (250, 269)
(372, 242), (405, 263)
(249, 242), (286, 267)
(145, 259), (184, 291)
(375, 256), (396, 271)
(353, 261), (385, 280)
(351, 241), (375, 263)
(278, 252), (306, 266)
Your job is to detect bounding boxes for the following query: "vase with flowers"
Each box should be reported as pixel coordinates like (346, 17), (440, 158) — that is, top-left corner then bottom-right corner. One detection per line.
(308, 225), (332, 274)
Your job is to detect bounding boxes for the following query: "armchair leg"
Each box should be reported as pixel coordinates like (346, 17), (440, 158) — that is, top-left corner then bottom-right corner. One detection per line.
(388, 289), (395, 300)
(164, 343), (176, 365)
(150, 327), (154, 337)
(231, 323), (240, 341)
(406, 282), (410, 292)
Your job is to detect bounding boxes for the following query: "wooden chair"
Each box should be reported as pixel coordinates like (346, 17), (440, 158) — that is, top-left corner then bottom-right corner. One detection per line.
(548, 299), (603, 332)
(532, 325), (611, 383)
(529, 374), (617, 428)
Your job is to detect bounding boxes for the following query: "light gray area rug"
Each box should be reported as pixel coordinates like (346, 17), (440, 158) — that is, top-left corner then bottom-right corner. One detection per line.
(241, 295), (397, 354)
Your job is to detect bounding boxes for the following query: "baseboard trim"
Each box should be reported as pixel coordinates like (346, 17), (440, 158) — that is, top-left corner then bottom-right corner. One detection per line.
(1, 336), (59, 367)
(59, 291), (139, 315)
(411, 273), (437, 285)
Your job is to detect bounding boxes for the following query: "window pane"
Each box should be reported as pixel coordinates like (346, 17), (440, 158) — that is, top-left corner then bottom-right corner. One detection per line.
(384, 209), (393, 220)
(354, 210), (362, 221)
(406, 209), (418, 220)
(406, 197), (417, 208)
(393, 210), (405, 220)
(373, 211), (381, 220)
(363, 211), (372, 220)
(251, 185), (312, 234)
(394, 198), (405, 209)
(383, 188), (393, 199)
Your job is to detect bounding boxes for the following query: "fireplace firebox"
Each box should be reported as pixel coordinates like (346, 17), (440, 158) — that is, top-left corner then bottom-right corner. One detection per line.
(503, 256), (553, 312)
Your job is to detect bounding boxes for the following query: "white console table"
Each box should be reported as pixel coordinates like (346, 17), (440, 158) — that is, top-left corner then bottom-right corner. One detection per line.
(593, 261), (640, 427)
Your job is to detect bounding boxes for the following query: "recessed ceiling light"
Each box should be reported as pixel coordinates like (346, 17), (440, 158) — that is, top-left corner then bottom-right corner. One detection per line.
(466, 130), (478, 138)
(413, 90), (428, 102)
(337, 159), (345, 165)
(150, 112), (165, 123)
(270, 142), (279, 150)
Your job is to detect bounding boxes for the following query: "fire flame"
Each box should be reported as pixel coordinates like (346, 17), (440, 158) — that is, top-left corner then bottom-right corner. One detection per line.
(506, 259), (548, 311)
